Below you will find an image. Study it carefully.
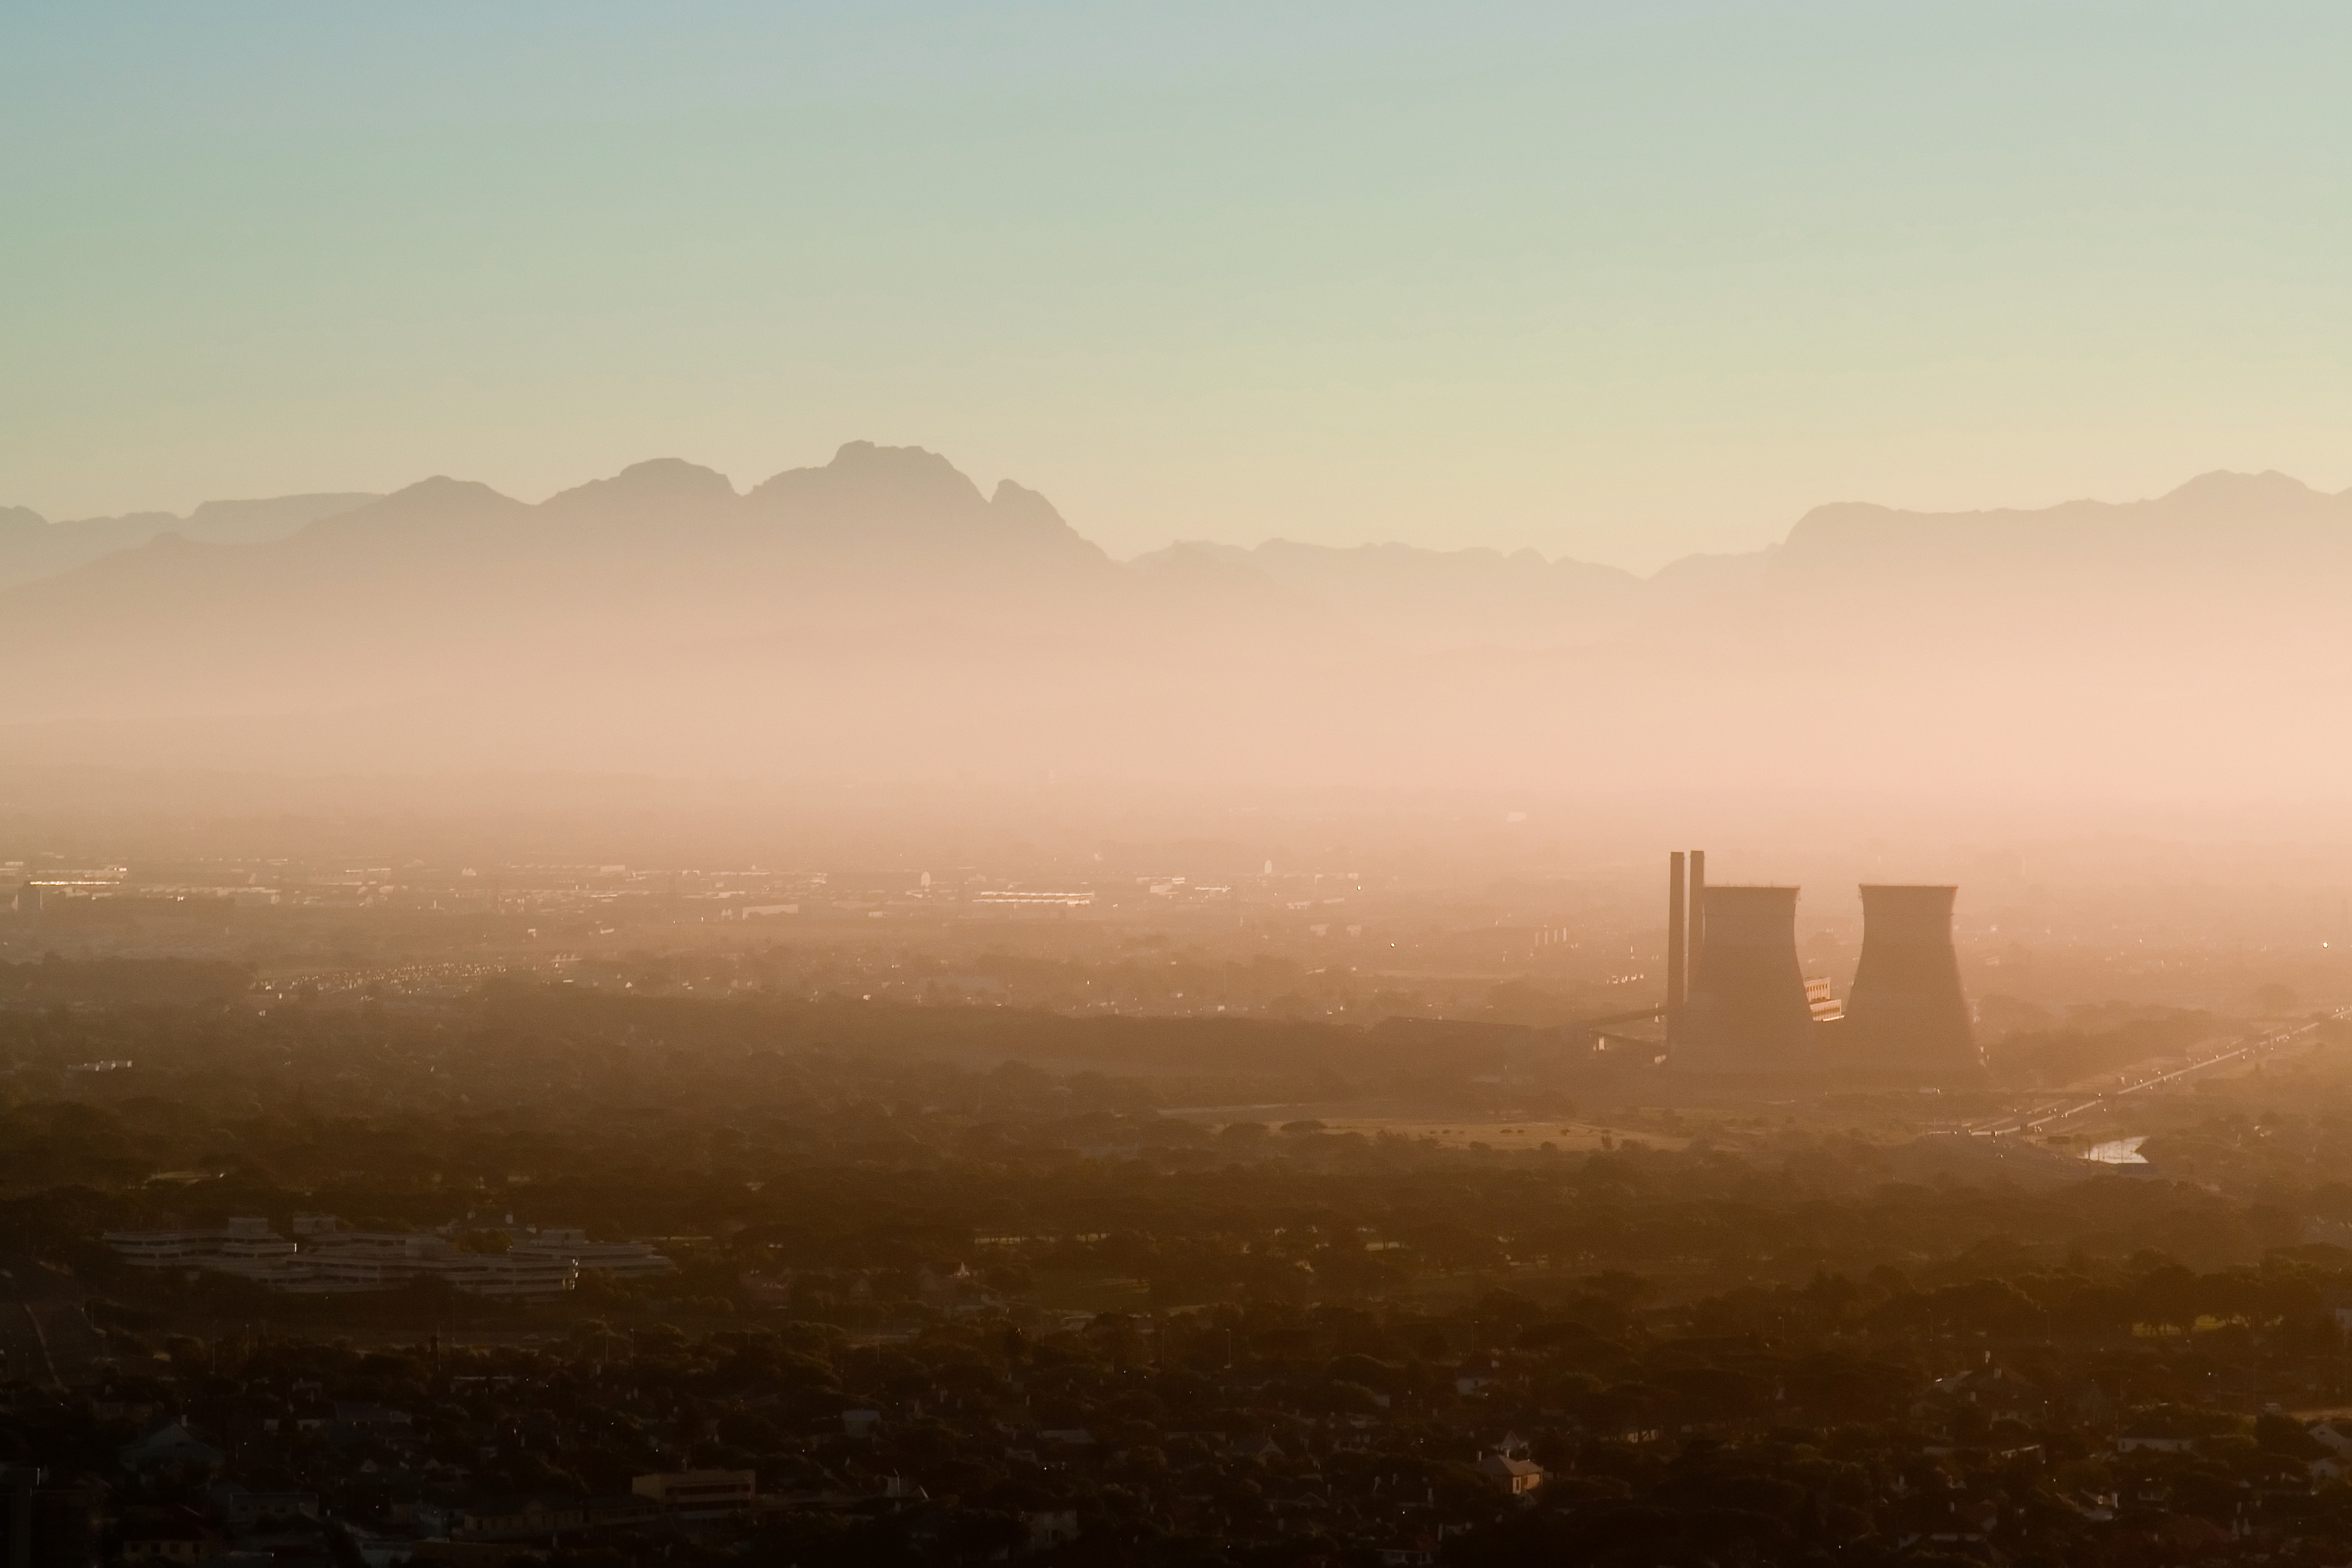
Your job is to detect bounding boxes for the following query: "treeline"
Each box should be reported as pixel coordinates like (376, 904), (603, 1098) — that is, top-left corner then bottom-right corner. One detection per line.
(0, 954), (252, 1006)
(6, 987), (2352, 1312)
(1985, 1006), (2219, 1087)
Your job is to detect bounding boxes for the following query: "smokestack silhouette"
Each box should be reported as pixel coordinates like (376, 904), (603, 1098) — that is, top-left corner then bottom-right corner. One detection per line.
(1689, 849), (1705, 980)
(1666, 852), (1687, 1048)
(1676, 885), (1815, 1074)
(1846, 885), (1980, 1081)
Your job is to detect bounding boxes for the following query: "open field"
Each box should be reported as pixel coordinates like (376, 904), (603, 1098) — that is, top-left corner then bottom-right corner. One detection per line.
(1158, 1100), (1696, 1151)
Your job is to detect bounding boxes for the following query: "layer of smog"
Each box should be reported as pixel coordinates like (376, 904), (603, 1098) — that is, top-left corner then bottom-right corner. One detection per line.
(5, 448), (2350, 798)
(10, 7), (2352, 1564)
(5, 729), (2352, 1566)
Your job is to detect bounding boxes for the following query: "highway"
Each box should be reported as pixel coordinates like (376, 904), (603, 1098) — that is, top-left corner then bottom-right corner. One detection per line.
(1964, 1009), (2348, 1140)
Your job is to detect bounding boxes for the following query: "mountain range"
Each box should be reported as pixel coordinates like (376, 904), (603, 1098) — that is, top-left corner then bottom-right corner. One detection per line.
(0, 492), (378, 591)
(3, 444), (2346, 796)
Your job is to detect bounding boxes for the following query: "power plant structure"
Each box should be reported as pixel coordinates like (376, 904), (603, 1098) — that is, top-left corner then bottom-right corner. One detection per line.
(1843, 884), (1982, 1081)
(1670, 878), (1818, 1075)
(1661, 853), (1976, 1083)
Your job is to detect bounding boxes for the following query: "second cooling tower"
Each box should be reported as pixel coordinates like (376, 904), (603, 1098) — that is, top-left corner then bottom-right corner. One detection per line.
(1675, 885), (1817, 1074)
(1845, 885), (1981, 1081)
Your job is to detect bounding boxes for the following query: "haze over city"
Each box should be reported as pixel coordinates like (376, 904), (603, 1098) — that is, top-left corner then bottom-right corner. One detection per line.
(6, 6), (2352, 1567)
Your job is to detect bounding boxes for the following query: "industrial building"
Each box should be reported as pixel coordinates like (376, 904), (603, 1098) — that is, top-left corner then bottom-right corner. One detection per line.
(1661, 853), (1976, 1084)
(1844, 883), (1983, 1081)
(100, 1217), (672, 1295)
(1672, 881), (1819, 1074)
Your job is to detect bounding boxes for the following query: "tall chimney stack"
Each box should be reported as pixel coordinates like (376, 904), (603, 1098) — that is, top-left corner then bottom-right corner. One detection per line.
(1688, 849), (1706, 982)
(1666, 852), (1687, 1047)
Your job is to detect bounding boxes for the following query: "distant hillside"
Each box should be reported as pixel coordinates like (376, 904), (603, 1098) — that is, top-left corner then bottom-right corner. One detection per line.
(0, 442), (1329, 731)
(0, 492), (376, 590)
(0, 454), (2344, 799)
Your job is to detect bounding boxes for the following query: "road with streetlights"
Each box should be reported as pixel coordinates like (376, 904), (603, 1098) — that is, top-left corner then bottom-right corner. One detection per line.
(1962, 1010), (2349, 1141)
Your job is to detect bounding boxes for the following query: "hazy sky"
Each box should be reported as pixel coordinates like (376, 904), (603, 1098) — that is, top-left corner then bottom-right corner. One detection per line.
(4, 1), (2348, 570)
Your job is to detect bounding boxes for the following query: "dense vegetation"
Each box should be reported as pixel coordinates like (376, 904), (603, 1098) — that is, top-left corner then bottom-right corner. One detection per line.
(12, 984), (2352, 1564)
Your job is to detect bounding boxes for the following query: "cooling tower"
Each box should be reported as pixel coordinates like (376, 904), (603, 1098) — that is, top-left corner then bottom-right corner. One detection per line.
(1675, 885), (1816, 1074)
(1845, 885), (1980, 1080)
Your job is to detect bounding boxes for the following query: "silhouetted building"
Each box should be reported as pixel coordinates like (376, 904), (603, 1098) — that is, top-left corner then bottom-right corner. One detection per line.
(1665, 851), (1687, 1049)
(1675, 885), (1816, 1074)
(1663, 849), (1705, 1050)
(1845, 884), (1981, 1081)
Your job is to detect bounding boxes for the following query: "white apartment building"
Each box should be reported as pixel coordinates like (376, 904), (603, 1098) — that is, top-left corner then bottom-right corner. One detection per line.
(211, 1217), (300, 1281)
(101, 1227), (222, 1269)
(282, 1231), (456, 1293)
(104, 1216), (296, 1281)
(508, 1230), (675, 1278)
(425, 1252), (577, 1296)
(104, 1218), (581, 1295)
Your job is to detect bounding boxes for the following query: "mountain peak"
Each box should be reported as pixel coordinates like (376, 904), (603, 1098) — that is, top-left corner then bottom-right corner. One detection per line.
(2157, 469), (2324, 508)
(830, 439), (958, 474)
(296, 476), (528, 546)
(378, 475), (518, 510)
(747, 440), (988, 516)
(541, 458), (737, 518)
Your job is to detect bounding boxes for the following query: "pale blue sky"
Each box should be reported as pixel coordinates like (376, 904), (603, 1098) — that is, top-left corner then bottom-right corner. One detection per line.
(3, 1), (2347, 568)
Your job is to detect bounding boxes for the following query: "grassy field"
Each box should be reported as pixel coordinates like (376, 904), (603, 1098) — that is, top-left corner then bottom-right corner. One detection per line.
(1156, 1099), (1698, 1151)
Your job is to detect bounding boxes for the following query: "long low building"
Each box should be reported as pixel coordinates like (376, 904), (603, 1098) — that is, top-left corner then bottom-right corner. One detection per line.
(101, 1221), (584, 1296)
(507, 1229), (676, 1278)
(103, 1226), (232, 1269)
(453, 1493), (661, 1542)
(631, 1470), (756, 1516)
(105, 1216), (294, 1275)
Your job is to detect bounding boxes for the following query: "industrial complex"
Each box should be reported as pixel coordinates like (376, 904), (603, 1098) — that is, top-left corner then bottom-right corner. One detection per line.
(1662, 851), (1983, 1086)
